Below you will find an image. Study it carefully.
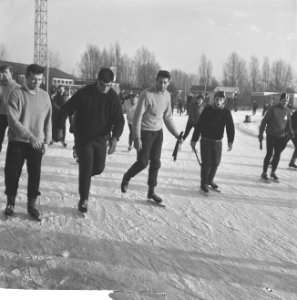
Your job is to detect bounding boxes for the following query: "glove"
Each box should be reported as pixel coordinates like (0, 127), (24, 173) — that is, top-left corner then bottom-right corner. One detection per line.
(258, 134), (263, 142)
(134, 138), (142, 151)
(108, 137), (117, 155)
(190, 141), (196, 150)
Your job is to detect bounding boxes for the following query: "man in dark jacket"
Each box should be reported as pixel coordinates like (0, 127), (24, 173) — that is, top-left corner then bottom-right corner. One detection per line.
(289, 109), (297, 169)
(259, 93), (294, 181)
(190, 91), (235, 194)
(56, 68), (125, 213)
(50, 85), (67, 146)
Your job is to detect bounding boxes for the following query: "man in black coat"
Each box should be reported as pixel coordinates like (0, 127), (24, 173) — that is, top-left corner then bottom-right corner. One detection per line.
(190, 91), (235, 194)
(56, 68), (125, 213)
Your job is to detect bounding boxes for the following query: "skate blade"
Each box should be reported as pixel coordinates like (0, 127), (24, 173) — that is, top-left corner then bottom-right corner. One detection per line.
(200, 190), (209, 196)
(146, 199), (166, 208)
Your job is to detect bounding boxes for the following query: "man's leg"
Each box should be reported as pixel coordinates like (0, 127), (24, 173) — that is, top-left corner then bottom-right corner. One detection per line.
(128, 123), (133, 148)
(4, 142), (25, 216)
(121, 131), (154, 193)
(147, 130), (163, 202)
(77, 141), (94, 212)
(271, 137), (288, 175)
(0, 114), (8, 152)
(289, 137), (297, 167)
(208, 141), (222, 188)
(262, 135), (274, 176)
(92, 138), (107, 176)
(26, 144), (43, 220)
(200, 139), (212, 192)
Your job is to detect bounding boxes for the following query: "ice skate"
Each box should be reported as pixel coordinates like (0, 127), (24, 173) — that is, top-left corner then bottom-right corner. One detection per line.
(270, 172), (279, 183)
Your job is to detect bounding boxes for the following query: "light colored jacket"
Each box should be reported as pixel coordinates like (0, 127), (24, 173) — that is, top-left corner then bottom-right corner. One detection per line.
(132, 87), (178, 139)
(7, 86), (52, 144)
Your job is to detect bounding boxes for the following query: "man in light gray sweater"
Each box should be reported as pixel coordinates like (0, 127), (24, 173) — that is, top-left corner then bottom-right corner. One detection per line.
(4, 64), (52, 220)
(0, 65), (21, 152)
(121, 70), (182, 204)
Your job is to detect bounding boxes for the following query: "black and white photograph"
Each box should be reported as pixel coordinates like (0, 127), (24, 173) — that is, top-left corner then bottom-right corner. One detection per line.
(0, 0), (297, 299)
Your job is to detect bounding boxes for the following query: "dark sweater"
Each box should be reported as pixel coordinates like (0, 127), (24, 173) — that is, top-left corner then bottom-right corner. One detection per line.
(56, 84), (124, 142)
(191, 104), (235, 144)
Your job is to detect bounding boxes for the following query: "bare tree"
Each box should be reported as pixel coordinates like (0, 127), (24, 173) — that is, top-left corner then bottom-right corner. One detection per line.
(79, 44), (102, 80)
(48, 49), (62, 69)
(120, 54), (136, 88)
(223, 52), (248, 90)
(261, 57), (270, 92)
(249, 55), (261, 92)
(0, 44), (7, 60)
(270, 59), (293, 92)
(198, 54), (212, 91)
(134, 46), (160, 89)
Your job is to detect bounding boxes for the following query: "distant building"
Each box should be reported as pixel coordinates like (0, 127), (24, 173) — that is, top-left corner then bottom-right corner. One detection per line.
(0, 60), (120, 96)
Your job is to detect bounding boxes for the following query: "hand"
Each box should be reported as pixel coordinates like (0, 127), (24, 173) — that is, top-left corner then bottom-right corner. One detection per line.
(258, 134), (263, 142)
(228, 143), (232, 151)
(42, 144), (48, 154)
(69, 125), (74, 134)
(108, 137), (117, 155)
(134, 138), (142, 151)
(29, 136), (43, 150)
(190, 141), (196, 150)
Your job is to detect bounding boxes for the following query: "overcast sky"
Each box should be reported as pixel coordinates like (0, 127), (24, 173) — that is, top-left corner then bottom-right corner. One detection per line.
(1, 0), (297, 80)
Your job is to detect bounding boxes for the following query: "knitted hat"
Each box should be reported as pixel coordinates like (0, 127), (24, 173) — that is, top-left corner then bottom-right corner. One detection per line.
(214, 91), (226, 99)
(280, 93), (289, 100)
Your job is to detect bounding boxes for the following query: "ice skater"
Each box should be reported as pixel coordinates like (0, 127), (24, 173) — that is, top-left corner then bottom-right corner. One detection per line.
(182, 94), (205, 141)
(258, 93), (294, 182)
(0, 65), (21, 153)
(122, 92), (138, 151)
(288, 109), (297, 169)
(121, 70), (182, 204)
(4, 64), (52, 220)
(56, 68), (124, 213)
(190, 91), (235, 194)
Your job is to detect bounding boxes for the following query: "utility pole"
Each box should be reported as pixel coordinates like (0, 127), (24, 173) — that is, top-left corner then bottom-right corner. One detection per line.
(34, 0), (49, 91)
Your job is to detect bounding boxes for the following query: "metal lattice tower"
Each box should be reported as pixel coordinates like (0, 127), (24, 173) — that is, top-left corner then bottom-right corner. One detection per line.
(34, 0), (48, 66)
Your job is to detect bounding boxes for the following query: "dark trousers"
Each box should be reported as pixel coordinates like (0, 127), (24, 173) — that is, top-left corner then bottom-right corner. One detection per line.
(77, 138), (107, 199)
(128, 123), (133, 146)
(200, 138), (222, 186)
(0, 114), (8, 152)
(5, 141), (43, 199)
(291, 136), (297, 160)
(263, 135), (288, 173)
(183, 121), (195, 141)
(126, 130), (163, 187)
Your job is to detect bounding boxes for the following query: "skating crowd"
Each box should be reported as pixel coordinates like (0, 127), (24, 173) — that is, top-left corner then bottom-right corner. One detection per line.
(0, 64), (296, 220)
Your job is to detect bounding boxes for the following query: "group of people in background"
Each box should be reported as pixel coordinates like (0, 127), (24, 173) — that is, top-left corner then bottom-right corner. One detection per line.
(0, 63), (296, 221)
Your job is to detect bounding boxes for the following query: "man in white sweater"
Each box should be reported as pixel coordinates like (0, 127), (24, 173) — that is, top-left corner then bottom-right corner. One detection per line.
(4, 64), (52, 220)
(0, 65), (21, 152)
(121, 70), (182, 203)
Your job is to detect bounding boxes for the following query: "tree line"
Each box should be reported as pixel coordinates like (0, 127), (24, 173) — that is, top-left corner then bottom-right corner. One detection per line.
(78, 42), (296, 96)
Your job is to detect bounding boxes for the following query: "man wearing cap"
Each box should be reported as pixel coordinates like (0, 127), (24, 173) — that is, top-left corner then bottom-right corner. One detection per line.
(258, 93), (294, 182)
(56, 68), (125, 213)
(190, 91), (235, 194)
(182, 94), (205, 141)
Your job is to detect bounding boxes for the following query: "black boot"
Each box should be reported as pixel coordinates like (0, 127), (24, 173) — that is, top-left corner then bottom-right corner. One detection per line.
(27, 198), (41, 221)
(4, 195), (16, 217)
(147, 186), (162, 203)
(78, 198), (88, 213)
(121, 173), (130, 193)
